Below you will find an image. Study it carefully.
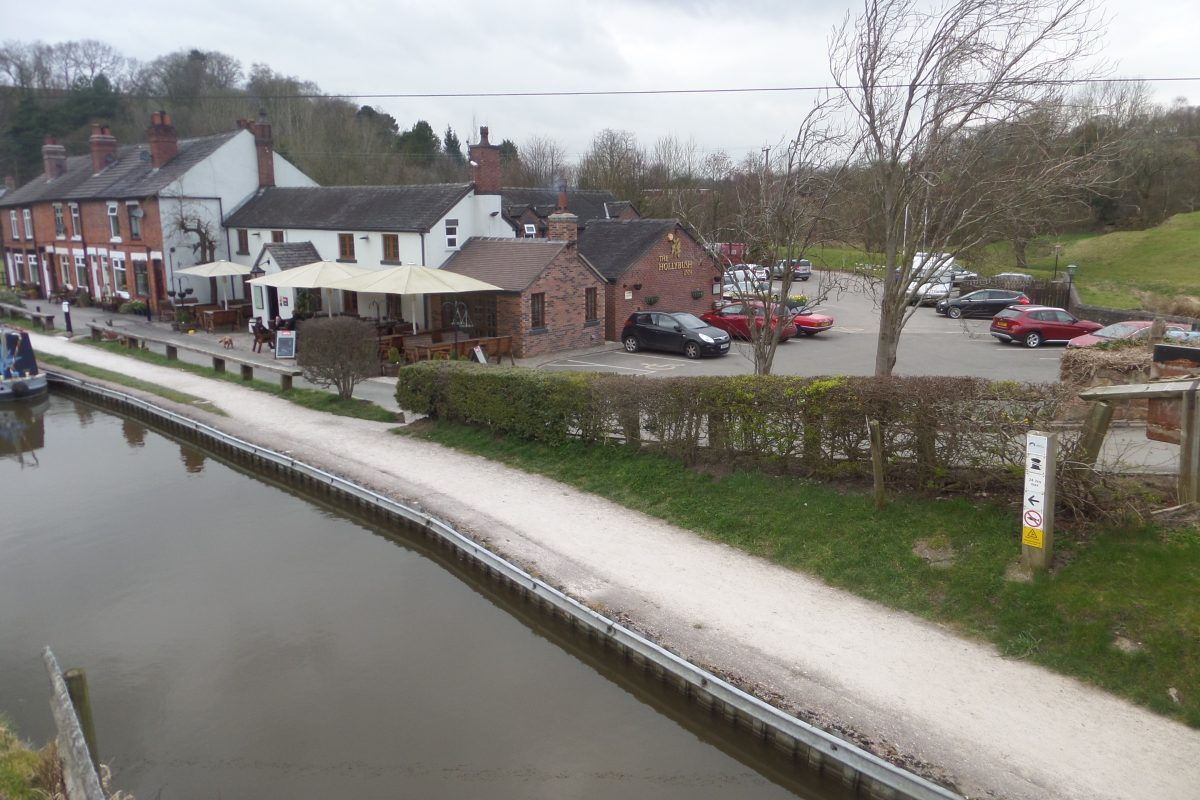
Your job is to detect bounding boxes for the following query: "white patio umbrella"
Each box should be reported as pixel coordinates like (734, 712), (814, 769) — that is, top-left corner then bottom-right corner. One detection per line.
(175, 260), (252, 309)
(323, 265), (501, 295)
(246, 260), (372, 317)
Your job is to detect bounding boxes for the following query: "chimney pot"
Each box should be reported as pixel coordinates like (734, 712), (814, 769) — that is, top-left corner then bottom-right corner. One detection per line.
(479, 126), (490, 145)
(147, 109), (179, 168)
(5, 175), (17, 192)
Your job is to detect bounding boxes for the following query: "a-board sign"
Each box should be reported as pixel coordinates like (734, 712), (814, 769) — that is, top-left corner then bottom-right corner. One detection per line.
(275, 330), (296, 359)
(472, 345), (488, 364)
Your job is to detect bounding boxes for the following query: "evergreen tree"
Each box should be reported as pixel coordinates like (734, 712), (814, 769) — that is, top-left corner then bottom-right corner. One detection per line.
(443, 126), (464, 165)
(396, 120), (441, 167)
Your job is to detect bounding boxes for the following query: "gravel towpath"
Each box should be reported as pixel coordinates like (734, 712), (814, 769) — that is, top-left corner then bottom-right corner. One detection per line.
(30, 330), (1200, 800)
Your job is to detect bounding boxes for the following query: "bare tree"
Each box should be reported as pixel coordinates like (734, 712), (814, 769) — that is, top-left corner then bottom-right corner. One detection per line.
(672, 103), (854, 374)
(510, 135), (570, 187)
(167, 200), (220, 264)
(297, 317), (378, 400)
(830, 0), (1115, 376)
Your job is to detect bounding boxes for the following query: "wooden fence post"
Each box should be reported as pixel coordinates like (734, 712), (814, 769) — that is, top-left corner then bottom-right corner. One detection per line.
(63, 668), (99, 771)
(867, 418), (885, 510)
(1068, 401), (1114, 476)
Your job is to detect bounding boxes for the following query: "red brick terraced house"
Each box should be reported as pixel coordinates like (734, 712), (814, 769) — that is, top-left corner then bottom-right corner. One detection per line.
(0, 111), (314, 314)
(577, 219), (724, 341)
(439, 206), (607, 358)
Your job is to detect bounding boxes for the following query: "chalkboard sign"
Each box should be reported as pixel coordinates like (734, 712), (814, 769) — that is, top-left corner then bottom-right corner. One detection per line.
(275, 330), (296, 359)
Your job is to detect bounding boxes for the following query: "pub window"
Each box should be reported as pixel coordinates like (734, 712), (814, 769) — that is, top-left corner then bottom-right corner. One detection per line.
(531, 292), (546, 329)
(445, 218), (458, 249)
(523, 223), (537, 238)
(53, 204), (66, 238)
(237, 229), (250, 254)
(22, 208), (33, 239)
(382, 233), (399, 261)
(585, 286), (598, 321)
(271, 230), (284, 243)
(69, 203), (81, 238)
(9, 210), (18, 240)
(128, 202), (142, 240)
(106, 202), (121, 239)
(338, 233), (355, 260)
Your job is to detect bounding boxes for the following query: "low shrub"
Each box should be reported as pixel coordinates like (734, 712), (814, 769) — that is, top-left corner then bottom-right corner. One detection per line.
(0, 288), (23, 305)
(395, 364), (1141, 514)
(118, 300), (148, 315)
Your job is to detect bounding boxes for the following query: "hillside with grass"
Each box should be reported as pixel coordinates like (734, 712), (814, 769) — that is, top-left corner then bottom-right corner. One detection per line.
(798, 212), (1199, 314)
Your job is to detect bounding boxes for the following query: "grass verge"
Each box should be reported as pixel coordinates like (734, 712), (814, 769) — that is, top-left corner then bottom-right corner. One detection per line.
(80, 339), (398, 423)
(0, 718), (57, 800)
(402, 420), (1200, 728)
(39, 352), (226, 415)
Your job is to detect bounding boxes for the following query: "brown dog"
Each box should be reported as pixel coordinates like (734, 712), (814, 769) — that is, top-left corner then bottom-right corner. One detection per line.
(218, 336), (234, 349)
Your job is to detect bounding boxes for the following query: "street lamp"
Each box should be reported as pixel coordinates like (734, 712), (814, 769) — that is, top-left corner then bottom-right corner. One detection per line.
(1066, 264), (1078, 303)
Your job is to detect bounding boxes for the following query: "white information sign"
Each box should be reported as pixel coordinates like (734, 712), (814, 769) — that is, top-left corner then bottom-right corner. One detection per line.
(1021, 431), (1056, 568)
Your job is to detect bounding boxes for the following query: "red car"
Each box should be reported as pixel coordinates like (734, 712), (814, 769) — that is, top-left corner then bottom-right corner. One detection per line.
(990, 306), (1101, 348)
(701, 301), (798, 342)
(1066, 320), (1189, 348)
(783, 302), (835, 336)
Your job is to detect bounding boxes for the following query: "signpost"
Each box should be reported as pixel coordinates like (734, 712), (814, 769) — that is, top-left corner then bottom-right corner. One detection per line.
(1021, 430), (1057, 570)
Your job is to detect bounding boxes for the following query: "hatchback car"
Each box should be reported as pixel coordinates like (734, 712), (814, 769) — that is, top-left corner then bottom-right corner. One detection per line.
(621, 311), (731, 358)
(990, 306), (1101, 348)
(1065, 320), (1190, 348)
(936, 289), (1031, 319)
(701, 301), (798, 342)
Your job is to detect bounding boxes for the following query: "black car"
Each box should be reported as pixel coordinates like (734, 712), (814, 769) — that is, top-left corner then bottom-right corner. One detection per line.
(936, 289), (1031, 319)
(621, 311), (731, 358)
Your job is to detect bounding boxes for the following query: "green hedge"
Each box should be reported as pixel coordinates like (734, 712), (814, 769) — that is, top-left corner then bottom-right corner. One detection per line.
(398, 362), (1083, 489)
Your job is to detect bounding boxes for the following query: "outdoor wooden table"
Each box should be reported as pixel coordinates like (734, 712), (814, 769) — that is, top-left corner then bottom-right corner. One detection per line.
(200, 308), (240, 333)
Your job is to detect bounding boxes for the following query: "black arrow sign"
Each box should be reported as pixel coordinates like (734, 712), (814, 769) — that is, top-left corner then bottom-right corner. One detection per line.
(1027, 494), (1041, 507)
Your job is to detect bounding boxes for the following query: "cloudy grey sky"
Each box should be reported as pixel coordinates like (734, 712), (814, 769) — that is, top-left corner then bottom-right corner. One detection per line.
(8, 0), (1198, 160)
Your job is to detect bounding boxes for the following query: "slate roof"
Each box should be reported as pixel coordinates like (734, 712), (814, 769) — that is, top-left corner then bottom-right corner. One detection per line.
(0, 131), (241, 207)
(500, 187), (635, 232)
(254, 241), (321, 271)
(224, 185), (472, 233)
(441, 237), (603, 292)
(577, 219), (681, 281)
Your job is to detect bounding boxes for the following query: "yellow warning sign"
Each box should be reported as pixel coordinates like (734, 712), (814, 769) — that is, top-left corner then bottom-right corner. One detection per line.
(1022, 526), (1044, 548)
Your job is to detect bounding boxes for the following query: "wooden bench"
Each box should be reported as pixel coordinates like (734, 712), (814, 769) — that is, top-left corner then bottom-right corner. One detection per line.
(1, 302), (55, 330)
(87, 323), (302, 391)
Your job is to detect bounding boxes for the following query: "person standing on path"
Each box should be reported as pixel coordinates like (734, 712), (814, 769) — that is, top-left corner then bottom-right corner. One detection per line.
(61, 299), (73, 334)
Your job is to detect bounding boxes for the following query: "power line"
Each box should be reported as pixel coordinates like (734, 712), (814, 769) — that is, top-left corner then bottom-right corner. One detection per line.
(114, 75), (1200, 102)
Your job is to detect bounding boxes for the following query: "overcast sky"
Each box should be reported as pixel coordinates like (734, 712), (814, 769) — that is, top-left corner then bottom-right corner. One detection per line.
(7, 0), (1198, 161)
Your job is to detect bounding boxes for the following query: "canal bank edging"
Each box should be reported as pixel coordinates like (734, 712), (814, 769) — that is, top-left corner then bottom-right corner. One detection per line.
(48, 372), (960, 800)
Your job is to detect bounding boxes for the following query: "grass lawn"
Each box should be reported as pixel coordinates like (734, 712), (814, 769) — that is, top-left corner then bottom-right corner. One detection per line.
(79, 339), (398, 423)
(404, 421), (1200, 728)
(975, 212), (1200, 310)
(39, 352), (226, 415)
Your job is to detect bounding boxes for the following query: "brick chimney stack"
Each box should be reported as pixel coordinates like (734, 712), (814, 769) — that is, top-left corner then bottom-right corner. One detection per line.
(147, 110), (179, 168)
(3, 176), (15, 192)
(250, 109), (275, 188)
(88, 124), (118, 173)
(547, 181), (578, 243)
(42, 136), (68, 178)
(468, 125), (501, 195)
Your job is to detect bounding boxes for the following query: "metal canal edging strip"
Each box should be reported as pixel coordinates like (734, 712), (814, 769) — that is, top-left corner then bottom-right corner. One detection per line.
(46, 371), (962, 800)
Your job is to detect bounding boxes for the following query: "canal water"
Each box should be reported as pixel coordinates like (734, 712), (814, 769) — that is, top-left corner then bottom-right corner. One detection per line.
(0, 394), (853, 799)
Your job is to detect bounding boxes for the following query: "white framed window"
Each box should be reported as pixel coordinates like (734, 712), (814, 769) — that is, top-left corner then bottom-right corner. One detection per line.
(60, 254), (72, 286)
(13, 253), (23, 280)
(8, 210), (16, 240)
(69, 203), (81, 239)
(28, 253), (39, 284)
(111, 255), (127, 295)
(445, 218), (459, 249)
(107, 202), (121, 240)
(523, 223), (537, 237)
(126, 201), (142, 240)
(75, 255), (88, 289)
(22, 208), (33, 239)
(97, 256), (111, 296)
(53, 204), (66, 238)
